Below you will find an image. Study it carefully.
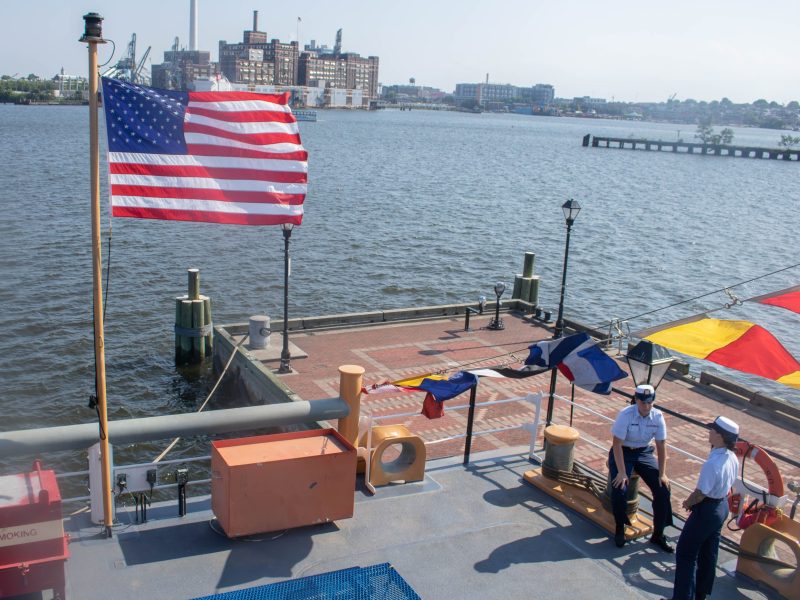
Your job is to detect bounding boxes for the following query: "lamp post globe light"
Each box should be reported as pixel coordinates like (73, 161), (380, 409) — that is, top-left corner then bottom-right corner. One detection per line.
(545, 199), (581, 426)
(487, 282), (506, 330)
(625, 339), (674, 393)
(278, 223), (294, 374)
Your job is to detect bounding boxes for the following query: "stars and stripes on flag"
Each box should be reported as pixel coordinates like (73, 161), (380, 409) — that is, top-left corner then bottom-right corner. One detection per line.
(100, 77), (307, 226)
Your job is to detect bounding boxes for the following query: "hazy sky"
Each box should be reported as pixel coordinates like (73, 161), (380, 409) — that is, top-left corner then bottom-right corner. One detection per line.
(2, 0), (798, 103)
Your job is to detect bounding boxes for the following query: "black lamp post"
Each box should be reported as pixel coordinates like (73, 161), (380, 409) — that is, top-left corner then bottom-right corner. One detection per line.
(278, 223), (293, 374)
(545, 199), (581, 426)
(487, 282), (506, 330)
(625, 339), (674, 392)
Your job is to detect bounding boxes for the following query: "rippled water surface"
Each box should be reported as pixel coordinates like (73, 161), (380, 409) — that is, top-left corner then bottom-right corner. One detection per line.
(1, 105), (798, 474)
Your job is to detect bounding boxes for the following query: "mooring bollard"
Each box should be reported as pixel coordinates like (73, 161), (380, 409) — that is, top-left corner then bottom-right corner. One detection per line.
(248, 315), (271, 349)
(542, 425), (580, 475)
(174, 268), (213, 365)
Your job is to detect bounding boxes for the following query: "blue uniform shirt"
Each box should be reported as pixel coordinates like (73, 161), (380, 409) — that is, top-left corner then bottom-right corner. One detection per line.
(696, 447), (739, 499)
(611, 404), (667, 447)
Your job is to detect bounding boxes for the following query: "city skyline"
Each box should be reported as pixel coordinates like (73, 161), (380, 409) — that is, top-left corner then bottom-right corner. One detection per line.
(1, 0), (798, 104)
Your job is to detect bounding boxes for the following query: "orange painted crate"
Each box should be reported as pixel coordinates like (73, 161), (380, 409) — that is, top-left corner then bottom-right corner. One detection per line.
(211, 428), (357, 537)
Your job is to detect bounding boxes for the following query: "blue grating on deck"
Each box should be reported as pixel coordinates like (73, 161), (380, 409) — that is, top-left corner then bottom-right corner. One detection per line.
(192, 563), (422, 600)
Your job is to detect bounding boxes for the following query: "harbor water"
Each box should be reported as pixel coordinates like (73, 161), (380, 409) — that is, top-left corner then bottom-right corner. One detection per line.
(1, 104), (798, 475)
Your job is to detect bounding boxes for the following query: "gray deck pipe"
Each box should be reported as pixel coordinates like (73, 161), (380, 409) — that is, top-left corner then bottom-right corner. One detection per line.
(0, 398), (349, 457)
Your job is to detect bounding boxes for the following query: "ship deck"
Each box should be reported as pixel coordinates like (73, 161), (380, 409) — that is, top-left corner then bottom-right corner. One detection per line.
(24, 311), (800, 599)
(62, 448), (777, 600)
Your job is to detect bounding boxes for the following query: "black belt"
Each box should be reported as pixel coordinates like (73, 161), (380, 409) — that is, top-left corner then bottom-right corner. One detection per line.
(622, 446), (650, 450)
(701, 496), (726, 503)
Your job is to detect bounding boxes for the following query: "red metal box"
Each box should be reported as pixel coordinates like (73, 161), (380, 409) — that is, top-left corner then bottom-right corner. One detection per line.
(211, 428), (357, 537)
(0, 461), (69, 599)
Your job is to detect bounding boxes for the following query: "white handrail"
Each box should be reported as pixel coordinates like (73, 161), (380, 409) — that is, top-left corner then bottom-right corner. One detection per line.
(359, 392), (544, 494)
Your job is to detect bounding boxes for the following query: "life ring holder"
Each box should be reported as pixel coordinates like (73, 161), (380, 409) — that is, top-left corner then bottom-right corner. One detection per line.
(728, 441), (786, 531)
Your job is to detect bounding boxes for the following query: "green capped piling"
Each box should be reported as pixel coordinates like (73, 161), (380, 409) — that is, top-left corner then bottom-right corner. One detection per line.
(511, 252), (541, 306)
(174, 268), (213, 365)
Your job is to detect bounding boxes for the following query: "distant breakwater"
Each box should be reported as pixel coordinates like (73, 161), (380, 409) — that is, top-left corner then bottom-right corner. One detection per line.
(583, 133), (800, 161)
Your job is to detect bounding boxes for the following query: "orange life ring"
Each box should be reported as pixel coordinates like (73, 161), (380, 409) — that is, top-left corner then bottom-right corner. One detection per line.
(728, 441), (785, 530)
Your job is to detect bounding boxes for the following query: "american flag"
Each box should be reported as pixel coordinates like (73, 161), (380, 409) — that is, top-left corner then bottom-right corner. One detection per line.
(100, 77), (307, 226)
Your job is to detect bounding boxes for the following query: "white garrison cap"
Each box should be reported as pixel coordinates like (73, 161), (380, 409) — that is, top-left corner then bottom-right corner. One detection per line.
(709, 415), (739, 436)
(634, 384), (656, 401)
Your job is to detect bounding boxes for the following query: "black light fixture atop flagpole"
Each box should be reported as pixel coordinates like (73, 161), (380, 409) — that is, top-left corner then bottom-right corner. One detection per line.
(487, 282), (506, 330)
(278, 223), (294, 374)
(545, 199), (581, 426)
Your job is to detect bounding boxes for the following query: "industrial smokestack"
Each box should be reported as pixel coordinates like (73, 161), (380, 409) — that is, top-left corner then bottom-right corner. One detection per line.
(189, 0), (198, 51)
(253, 10), (258, 31)
(486, 73), (489, 84)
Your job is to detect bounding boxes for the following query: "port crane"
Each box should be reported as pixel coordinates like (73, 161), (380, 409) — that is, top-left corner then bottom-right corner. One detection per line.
(103, 33), (151, 85)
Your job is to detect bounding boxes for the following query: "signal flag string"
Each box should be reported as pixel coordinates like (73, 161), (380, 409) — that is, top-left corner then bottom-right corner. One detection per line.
(585, 261), (800, 332)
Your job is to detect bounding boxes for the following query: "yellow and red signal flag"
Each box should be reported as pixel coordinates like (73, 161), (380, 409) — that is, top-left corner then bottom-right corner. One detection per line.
(638, 316), (800, 389)
(750, 285), (800, 315)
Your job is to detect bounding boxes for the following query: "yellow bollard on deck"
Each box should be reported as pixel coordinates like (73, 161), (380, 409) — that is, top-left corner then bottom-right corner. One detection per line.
(336, 365), (365, 447)
(737, 515), (800, 599)
(523, 424), (653, 542)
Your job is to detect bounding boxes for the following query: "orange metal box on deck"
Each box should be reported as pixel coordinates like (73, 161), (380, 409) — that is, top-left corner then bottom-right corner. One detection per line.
(0, 461), (69, 599)
(211, 429), (357, 538)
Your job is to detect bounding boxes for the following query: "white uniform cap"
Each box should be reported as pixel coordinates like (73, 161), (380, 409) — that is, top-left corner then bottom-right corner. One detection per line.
(634, 384), (656, 400)
(709, 415), (739, 436)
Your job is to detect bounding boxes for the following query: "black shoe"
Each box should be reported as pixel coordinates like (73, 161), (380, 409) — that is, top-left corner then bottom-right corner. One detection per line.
(650, 534), (674, 553)
(614, 526), (625, 548)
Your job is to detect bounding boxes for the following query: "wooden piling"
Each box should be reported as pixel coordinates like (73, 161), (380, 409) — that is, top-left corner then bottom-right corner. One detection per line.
(188, 268), (200, 300)
(179, 300), (193, 361)
(202, 295), (213, 352)
(520, 278), (532, 303)
(191, 299), (205, 361)
(175, 268), (214, 365)
(523, 252), (535, 278)
(512, 275), (522, 300)
(511, 252), (542, 306)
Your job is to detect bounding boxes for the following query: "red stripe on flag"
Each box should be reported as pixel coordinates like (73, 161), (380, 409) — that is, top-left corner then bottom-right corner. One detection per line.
(760, 290), (800, 314)
(188, 91), (291, 104)
(184, 122), (301, 146)
(112, 185), (305, 205)
(112, 205), (302, 226)
(186, 106), (297, 124)
(110, 162), (307, 183)
(557, 363), (575, 382)
(186, 144), (308, 161)
(706, 324), (800, 380)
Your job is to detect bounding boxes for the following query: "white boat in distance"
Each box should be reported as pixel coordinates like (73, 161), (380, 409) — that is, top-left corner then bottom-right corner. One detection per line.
(293, 109), (318, 122)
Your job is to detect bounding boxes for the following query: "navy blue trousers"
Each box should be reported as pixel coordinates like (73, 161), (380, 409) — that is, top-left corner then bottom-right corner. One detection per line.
(672, 497), (728, 600)
(608, 446), (673, 534)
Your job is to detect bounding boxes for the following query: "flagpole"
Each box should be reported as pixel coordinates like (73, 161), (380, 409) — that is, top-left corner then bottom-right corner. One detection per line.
(81, 12), (114, 538)
(462, 384), (478, 466)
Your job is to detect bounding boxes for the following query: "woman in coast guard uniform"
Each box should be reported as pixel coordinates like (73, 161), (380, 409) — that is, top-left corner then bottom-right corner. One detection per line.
(609, 383), (674, 550)
(665, 416), (740, 600)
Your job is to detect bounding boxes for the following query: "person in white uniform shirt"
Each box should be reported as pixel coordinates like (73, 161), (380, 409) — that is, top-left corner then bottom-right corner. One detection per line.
(609, 383), (674, 550)
(664, 415), (740, 600)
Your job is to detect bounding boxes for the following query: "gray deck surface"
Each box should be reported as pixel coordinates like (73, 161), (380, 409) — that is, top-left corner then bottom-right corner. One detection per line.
(60, 448), (778, 600)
